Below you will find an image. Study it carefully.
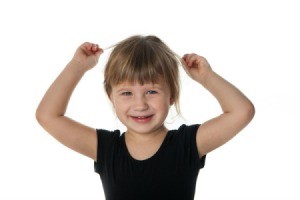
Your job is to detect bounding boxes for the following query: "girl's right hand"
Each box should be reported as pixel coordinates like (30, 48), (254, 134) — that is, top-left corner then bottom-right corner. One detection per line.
(72, 42), (103, 72)
(182, 53), (212, 85)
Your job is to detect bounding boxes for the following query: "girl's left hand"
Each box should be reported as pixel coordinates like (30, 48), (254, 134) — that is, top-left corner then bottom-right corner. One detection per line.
(72, 42), (103, 72)
(182, 53), (213, 84)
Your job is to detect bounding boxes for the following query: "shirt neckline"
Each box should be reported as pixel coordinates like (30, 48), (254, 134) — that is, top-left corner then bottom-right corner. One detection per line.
(122, 130), (171, 163)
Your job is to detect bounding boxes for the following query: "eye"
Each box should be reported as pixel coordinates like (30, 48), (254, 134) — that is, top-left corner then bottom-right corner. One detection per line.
(121, 91), (132, 96)
(146, 90), (158, 95)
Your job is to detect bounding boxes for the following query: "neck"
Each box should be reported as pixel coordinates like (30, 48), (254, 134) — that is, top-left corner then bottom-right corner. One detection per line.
(125, 125), (168, 143)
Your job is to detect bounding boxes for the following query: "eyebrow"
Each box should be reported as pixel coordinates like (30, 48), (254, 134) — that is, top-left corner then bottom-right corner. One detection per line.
(115, 88), (131, 93)
(114, 83), (163, 92)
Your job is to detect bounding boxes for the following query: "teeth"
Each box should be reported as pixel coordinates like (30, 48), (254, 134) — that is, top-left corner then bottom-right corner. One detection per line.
(134, 116), (150, 119)
(132, 115), (152, 119)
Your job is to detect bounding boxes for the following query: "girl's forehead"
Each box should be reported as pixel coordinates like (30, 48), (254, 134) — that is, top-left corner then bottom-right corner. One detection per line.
(113, 80), (168, 90)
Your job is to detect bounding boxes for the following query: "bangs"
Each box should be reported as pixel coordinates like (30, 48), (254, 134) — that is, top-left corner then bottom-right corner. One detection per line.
(104, 36), (177, 90)
(112, 45), (164, 85)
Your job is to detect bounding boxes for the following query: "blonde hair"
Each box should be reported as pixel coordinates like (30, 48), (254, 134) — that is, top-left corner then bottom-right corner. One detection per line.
(104, 35), (181, 113)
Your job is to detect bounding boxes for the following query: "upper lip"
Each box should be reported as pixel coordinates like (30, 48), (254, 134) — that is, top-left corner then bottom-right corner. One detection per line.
(131, 115), (153, 118)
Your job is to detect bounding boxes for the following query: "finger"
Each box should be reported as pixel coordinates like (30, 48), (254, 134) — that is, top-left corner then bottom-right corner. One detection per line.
(82, 42), (92, 50)
(184, 53), (198, 67)
(182, 54), (191, 62)
(95, 48), (104, 59)
(82, 42), (101, 56)
(79, 42), (92, 56)
(92, 44), (98, 52)
(181, 62), (193, 78)
(181, 55), (191, 70)
(182, 54), (191, 66)
(182, 54), (188, 60)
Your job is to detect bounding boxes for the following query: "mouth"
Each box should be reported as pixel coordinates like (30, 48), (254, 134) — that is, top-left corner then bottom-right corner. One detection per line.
(130, 115), (154, 123)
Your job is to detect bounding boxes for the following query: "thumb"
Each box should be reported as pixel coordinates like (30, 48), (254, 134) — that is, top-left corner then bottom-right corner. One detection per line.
(94, 48), (104, 59)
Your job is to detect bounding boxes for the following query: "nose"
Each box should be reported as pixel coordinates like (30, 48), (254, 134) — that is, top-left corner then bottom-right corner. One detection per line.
(133, 95), (149, 111)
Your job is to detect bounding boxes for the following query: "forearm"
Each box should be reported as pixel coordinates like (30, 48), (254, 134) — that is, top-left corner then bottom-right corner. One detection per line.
(36, 59), (86, 118)
(199, 71), (254, 115)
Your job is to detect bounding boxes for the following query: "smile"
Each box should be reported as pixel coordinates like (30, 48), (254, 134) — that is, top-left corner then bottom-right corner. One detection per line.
(130, 115), (154, 123)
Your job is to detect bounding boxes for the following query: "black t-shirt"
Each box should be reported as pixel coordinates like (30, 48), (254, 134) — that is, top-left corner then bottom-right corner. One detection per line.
(94, 124), (206, 200)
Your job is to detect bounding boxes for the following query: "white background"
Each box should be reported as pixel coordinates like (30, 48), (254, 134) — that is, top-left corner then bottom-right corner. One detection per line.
(1, 0), (299, 199)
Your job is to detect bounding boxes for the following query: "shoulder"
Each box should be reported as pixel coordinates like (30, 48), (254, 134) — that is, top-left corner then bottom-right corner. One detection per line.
(167, 124), (205, 169)
(177, 124), (200, 133)
(94, 129), (123, 173)
(96, 129), (121, 140)
(170, 124), (200, 137)
(95, 129), (123, 157)
(167, 124), (201, 145)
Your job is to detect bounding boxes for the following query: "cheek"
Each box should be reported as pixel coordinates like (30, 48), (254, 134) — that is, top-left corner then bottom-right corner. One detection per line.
(113, 105), (125, 120)
(155, 98), (171, 110)
(110, 94), (121, 108)
(113, 100), (121, 111)
(113, 98), (129, 112)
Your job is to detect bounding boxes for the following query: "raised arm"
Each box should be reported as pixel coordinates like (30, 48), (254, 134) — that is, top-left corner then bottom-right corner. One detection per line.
(36, 42), (103, 161)
(182, 54), (255, 157)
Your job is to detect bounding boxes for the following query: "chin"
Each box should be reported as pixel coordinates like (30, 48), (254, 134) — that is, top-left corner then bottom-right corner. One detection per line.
(129, 124), (166, 135)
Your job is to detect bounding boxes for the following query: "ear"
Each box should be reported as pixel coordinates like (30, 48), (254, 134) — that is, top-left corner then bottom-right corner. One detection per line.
(169, 98), (175, 106)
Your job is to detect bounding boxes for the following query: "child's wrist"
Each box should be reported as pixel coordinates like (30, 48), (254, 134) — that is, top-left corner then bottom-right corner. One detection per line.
(196, 70), (215, 86)
(68, 59), (88, 76)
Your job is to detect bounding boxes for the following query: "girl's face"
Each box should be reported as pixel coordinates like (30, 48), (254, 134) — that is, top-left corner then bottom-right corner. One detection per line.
(110, 79), (173, 135)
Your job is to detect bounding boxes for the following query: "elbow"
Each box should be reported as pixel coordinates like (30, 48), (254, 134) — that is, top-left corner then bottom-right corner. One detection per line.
(35, 108), (46, 126)
(247, 101), (255, 120)
(240, 101), (255, 124)
(36, 107), (64, 127)
(35, 107), (53, 126)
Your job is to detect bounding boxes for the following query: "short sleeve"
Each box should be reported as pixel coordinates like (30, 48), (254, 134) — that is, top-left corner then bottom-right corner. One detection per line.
(178, 124), (206, 169)
(94, 129), (121, 174)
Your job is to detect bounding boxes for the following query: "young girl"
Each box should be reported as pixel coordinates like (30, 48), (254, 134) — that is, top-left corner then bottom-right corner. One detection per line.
(36, 35), (254, 200)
